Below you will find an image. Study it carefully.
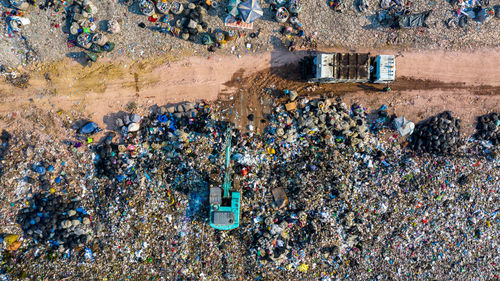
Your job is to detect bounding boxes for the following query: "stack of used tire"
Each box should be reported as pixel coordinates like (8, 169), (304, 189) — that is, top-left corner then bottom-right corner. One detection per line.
(408, 111), (461, 154)
(16, 193), (92, 250)
(473, 112), (499, 145)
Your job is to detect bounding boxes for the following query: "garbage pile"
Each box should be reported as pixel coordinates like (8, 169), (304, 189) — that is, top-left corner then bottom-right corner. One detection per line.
(94, 113), (141, 178)
(369, 105), (394, 134)
(269, 95), (372, 150)
(137, 0), (215, 43)
(0, 100), (498, 280)
(69, 0), (116, 62)
(474, 112), (499, 145)
(270, 0), (305, 50)
(170, 3), (208, 42)
(408, 111), (461, 154)
(16, 193), (92, 250)
(447, 0), (495, 28)
(94, 103), (208, 180)
(370, 0), (433, 29)
(375, 9), (431, 29)
(4, 10), (31, 34)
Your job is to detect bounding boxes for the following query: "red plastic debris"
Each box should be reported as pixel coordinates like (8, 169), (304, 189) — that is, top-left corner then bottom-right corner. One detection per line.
(241, 167), (248, 176)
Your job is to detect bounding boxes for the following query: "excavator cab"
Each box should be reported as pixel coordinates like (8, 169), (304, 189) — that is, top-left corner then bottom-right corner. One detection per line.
(209, 188), (240, 230)
(209, 126), (240, 230)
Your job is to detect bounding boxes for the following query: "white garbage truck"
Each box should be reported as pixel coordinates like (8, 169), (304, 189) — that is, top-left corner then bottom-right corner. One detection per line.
(300, 52), (395, 84)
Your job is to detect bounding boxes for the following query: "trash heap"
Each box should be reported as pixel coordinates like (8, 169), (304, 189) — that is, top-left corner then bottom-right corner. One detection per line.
(408, 111), (461, 154)
(137, 0), (214, 43)
(474, 112), (500, 145)
(271, 0), (303, 23)
(69, 0), (116, 62)
(94, 142), (121, 178)
(447, 0), (495, 28)
(94, 102), (213, 181)
(4, 9), (31, 34)
(269, 95), (372, 151)
(116, 113), (142, 134)
(94, 113), (141, 178)
(16, 193), (92, 250)
(0, 101), (498, 280)
(369, 105), (392, 134)
(168, 2), (210, 42)
(371, 0), (432, 30)
(270, 0), (305, 50)
(1, 2), (37, 65)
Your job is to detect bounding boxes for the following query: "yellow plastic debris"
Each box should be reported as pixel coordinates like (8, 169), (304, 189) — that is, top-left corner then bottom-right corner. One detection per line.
(50, 188), (56, 194)
(5, 235), (22, 251)
(7, 241), (22, 251)
(298, 263), (309, 272)
(5, 234), (18, 245)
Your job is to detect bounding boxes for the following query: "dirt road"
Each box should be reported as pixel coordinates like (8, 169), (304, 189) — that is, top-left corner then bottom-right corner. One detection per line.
(396, 49), (500, 87)
(0, 48), (498, 135)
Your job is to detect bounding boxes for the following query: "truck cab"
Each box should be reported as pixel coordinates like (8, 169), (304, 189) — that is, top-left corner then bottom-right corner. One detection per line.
(372, 55), (396, 84)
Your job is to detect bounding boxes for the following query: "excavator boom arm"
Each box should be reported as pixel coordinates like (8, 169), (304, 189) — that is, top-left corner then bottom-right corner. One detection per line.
(222, 127), (232, 198)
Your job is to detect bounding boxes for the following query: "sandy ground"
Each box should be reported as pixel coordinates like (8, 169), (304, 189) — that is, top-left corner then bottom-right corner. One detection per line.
(396, 49), (500, 86)
(0, 48), (498, 136)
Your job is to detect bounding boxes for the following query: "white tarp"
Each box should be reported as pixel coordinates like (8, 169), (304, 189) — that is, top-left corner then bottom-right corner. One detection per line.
(394, 116), (415, 136)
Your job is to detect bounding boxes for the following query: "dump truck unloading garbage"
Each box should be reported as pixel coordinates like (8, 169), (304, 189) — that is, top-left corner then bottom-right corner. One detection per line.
(300, 52), (396, 84)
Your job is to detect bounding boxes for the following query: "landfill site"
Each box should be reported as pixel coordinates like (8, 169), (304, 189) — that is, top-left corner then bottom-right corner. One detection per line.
(1, 0), (500, 280)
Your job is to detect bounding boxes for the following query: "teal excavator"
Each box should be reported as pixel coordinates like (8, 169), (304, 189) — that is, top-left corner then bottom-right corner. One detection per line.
(209, 126), (241, 230)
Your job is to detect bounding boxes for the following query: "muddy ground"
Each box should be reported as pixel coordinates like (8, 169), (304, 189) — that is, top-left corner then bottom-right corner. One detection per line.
(217, 66), (500, 136)
(0, 49), (499, 137)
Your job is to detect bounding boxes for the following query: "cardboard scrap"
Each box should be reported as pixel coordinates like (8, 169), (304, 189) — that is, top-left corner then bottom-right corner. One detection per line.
(285, 102), (297, 111)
